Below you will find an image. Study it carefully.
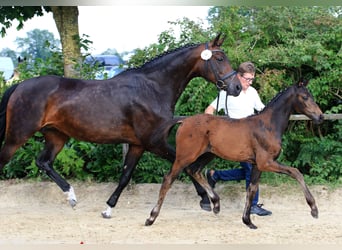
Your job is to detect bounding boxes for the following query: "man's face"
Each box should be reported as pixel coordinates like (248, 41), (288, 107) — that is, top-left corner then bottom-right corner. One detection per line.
(237, 73), (255, 91)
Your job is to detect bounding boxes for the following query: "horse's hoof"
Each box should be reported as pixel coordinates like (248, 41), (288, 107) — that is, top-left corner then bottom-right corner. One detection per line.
(145, 218), (154, 226)
(311, 209), (319, 218)
(200, 201), (211, 212)
(101, 211), (112, 219)
(69, 199), (77, 208)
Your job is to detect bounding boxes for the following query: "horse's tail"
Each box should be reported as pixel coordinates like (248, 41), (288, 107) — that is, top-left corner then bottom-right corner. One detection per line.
(0, 84), (19, 146)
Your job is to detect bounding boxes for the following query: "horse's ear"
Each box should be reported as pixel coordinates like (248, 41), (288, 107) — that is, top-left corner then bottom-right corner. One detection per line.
(213, 32), (226, 47)
(298, 79), (309, 87)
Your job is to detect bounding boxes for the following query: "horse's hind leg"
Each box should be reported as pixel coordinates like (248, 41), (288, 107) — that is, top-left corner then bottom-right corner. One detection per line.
(102, 144), (144, 218)
(0, 142), (25, 172)
(145, 162), (184, 226)
(187, 152), (216, 211)
(36, 130), (76, 207)
(185, 163), (220, 214)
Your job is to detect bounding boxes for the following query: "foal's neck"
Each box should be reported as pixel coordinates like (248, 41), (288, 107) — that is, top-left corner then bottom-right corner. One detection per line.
(267, 93), (294, 137)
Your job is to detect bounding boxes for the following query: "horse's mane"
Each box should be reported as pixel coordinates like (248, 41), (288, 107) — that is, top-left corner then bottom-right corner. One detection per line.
(126, 43), (199, 72)
(253, 84), (293, 116)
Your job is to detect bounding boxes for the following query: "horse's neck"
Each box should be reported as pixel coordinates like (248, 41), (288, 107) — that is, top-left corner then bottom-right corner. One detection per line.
(264, 94), (294, 137)
(151, 50), (198, 104)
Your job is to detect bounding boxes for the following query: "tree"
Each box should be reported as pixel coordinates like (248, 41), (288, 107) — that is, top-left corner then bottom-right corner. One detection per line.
(15, 29), (60, 60)
(0, 6), (81, 78)
(205, 6), (341, 110)
(0, 48), (17, 67)
(50, 6), (81, 77)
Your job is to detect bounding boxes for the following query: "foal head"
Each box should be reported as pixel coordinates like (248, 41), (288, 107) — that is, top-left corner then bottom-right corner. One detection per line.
(293, 80), (324, 124)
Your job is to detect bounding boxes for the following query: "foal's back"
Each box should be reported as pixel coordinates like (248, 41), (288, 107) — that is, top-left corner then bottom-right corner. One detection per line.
(175, 113), (278, 165)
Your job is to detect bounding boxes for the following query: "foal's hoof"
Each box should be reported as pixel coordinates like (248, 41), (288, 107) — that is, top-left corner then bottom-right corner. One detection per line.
(242, 217), (258, 229)
(247, 223), (258, 230)
(213, 206), (220, 214)
(145, 218), (154, 226)
(311, 208), (319, 218)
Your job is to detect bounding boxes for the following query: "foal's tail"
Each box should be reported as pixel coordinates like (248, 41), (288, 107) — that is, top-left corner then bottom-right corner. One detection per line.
(150, 116), (185, 146)
(0, 84), (19, 146)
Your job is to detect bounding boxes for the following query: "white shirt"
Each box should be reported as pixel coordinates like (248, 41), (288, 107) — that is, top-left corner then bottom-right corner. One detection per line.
(209, 87), (265, 118)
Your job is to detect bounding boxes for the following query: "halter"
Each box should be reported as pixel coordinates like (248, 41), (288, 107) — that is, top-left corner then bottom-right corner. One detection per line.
(202, 42), (237, 91)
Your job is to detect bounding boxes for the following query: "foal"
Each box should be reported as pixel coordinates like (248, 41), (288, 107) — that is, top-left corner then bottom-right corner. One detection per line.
(145, 80), (324, 229)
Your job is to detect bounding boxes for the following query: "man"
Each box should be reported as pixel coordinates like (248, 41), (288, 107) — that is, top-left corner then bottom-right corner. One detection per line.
(202, 61), (272, 216)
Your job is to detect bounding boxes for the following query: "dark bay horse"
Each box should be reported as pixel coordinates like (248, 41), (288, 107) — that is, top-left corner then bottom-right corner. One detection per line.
(0, 34), (242, 218)
(145, 80), (324, 229)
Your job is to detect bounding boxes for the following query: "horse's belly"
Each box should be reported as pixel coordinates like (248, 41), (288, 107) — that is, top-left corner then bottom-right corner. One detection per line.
(53, 121), (141, 145)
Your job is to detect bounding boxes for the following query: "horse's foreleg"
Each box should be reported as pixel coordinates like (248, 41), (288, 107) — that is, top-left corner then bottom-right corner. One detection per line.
(145, 164), (183, 226)
(242, 165), (261, 229)
(102, 145), (144, 218)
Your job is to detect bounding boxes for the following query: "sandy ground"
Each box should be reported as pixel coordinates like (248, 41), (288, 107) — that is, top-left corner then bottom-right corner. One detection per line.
(0, 179), (341, 245)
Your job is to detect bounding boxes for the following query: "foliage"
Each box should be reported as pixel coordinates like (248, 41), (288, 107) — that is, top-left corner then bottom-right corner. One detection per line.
(0, 6), (51, 37)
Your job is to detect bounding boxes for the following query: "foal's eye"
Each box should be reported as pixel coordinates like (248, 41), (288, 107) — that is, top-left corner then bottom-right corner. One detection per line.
(302, 95), (308, 100)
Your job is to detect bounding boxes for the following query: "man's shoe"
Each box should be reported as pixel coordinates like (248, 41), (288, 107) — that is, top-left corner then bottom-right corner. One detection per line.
(205, 169), (216, 188)
(250, 204), (272, 216)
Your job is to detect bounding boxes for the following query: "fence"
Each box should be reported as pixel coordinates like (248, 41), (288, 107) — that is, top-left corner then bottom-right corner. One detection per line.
(289, 114), (342, 120)
(122, 113), (341, 160)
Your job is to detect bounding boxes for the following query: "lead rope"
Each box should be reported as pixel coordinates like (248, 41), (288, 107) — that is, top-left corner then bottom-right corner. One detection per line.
(225, 91), (230, 117)
(214, 89), (230, 117)
(215, 90), (220, 115)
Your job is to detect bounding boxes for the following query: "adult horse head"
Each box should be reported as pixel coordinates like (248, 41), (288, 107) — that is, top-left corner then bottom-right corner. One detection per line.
(0, 33), (240, 218)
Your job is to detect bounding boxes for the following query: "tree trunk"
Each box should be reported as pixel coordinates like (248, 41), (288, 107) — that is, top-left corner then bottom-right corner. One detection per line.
(50, 6), (81, 78)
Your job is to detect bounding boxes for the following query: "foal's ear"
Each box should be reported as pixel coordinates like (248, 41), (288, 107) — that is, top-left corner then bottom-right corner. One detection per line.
(298, 79), (309, 87)
(213, 32), (226, 47)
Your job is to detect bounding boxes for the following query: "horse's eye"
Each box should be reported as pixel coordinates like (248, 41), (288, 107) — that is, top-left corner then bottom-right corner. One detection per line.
(302, 95), (308, 100)
(216, 57), (224, 62)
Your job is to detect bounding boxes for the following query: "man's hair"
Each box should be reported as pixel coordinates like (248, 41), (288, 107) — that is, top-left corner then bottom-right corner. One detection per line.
(238, 61), (255, 75)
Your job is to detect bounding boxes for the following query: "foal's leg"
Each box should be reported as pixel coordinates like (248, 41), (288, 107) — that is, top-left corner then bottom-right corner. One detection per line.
(145, 162), (184, 226)
(152, 144), (216, 212)
(36, 130), (76, 207)
(242, 165), (261, 229)
(102, 144), (144, 218)
(267, 161), (318, 218)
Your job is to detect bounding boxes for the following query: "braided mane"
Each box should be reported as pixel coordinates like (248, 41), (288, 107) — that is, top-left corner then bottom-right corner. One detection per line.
(127, 43), (199, 71)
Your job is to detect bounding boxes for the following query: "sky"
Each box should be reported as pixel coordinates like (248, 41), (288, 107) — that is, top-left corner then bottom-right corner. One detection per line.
(1, 6), (211, 55)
